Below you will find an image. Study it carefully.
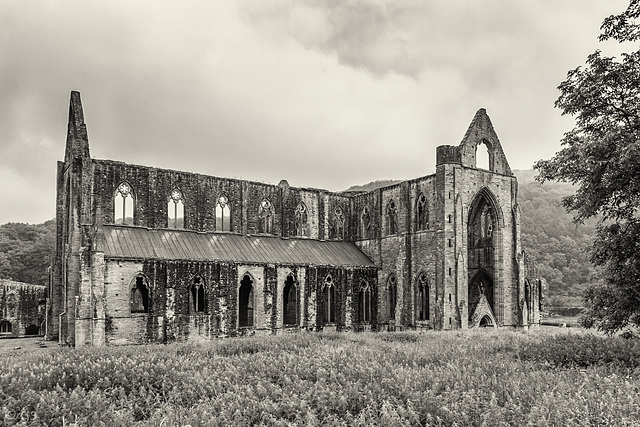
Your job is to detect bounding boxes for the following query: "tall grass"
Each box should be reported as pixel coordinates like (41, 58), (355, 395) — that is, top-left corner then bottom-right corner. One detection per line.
(1, 329), (639, 426)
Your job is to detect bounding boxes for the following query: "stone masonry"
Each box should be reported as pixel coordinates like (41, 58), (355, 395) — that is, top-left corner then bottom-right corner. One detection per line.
(49, 91), (543, 346)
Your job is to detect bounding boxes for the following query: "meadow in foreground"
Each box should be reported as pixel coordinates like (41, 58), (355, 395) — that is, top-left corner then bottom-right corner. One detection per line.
(1, 329), (639, 426)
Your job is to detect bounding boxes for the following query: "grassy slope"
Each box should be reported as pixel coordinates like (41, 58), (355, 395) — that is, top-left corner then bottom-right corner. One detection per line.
(1, 331), (639, 426)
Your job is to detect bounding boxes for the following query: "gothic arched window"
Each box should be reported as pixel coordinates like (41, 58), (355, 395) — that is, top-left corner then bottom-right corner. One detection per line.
(416, 193), (428, 231)
(131, 275), (150, 314)
(258, 198), (274, 234)
(114, 182), (134, 225)
(295, 203), (308, 237)
(417, 273), (429, 321)
(387, 274), (397, 320)
(168, 189), (185, 229)
(357, 281), (371, 323)
(334, 206), (345, 239)
(283, 275), (298, 325)
(239, 274), (254, 327)
(323, 275), (336, 324)
(191, 276), (206, 313)
(215, 194), (231, 232)
(386, 200), (398, 235)
(361, 205), (371, 239)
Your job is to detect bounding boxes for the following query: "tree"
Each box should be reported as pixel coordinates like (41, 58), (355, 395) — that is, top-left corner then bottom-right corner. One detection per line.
(534, 0), (640, 333)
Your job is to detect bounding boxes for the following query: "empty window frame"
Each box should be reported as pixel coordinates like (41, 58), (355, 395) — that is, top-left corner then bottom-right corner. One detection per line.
(238, 274), (254, 327)
(114, 182), (134, 225)
(388, 274), (397, 320)
(283, 275), (298, 325)
(215, 194), (231, 232)
(386, 200), (398, 235)
(191, 276), (206, 313)
(131, 275), (150, 314)
(323, 275), (336, 324)
(258, 198), (274, 234)
(294, 203), (308, 237)
(360, 205), (371, 239)
(416, 193), (428, 231)
(168, 189), (185, 229)
(0, 320), (11, 334)
(417, 273), (429, 321)
(357, 281), (371, 323)
(334, 206), (345, 239)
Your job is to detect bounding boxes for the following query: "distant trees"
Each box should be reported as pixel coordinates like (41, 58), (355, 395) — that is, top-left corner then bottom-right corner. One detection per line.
(535, 1), (640, 333)
(0, 220), (55, 286)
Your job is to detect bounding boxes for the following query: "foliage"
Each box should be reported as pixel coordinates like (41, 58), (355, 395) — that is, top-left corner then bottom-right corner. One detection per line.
(0, 220), (55, 286)
(1, 331), (640, 426)
(534, 0), (640, 333)
(515, 171), (596, 308)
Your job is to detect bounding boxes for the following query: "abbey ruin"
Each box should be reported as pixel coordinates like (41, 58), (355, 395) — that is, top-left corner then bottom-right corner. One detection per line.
(48, 91), (543, 346)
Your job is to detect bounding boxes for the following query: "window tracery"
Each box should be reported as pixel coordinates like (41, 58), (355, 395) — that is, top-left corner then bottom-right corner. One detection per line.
(114, 182), (134, 225)
(215, 194), (231, 232)
(323, 275), (336, 324)
(334, 206), (345, 239)
(386, 200), (398, 235)
(258, 198), (274, 234)
(416, 193), (428, 231)
(294, 203), (308, 237)
(168, 189), (185, 229)
(360, 205), (371, 239)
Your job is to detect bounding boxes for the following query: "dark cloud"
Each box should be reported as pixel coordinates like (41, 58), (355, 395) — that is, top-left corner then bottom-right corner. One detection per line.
(0, 0), (629, 223)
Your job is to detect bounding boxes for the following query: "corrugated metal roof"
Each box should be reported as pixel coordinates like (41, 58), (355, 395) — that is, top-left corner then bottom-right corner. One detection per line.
(102, 225), (374, 267)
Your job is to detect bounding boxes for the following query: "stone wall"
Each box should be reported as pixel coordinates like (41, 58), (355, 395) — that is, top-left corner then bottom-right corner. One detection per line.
(0, 280), (46, 337)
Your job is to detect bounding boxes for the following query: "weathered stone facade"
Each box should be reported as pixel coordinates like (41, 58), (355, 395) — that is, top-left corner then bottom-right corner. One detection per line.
(49, 91), (543, 346)
(0, 279), (46, 337)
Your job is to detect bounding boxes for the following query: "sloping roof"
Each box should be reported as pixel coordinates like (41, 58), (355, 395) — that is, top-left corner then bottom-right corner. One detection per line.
(102, 225), (374, 267)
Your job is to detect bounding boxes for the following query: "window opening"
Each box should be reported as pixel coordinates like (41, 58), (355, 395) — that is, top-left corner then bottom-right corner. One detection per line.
(258, 198), (274, 234)
(358, 281), (371, 322)
(361, 205), (371, 239)
(131, 275), (149, 313)
(334, 206), (345, 239)
(114, 182), (134, 225)
(386, 200), (398, 235)
(0, 320), (12, 333)
(416, 193), (428, 231)
(294, 203), (308, 237)
(388, 275), (397, 320)
(239, 274), (254, 327)
(418, 273), (429, 321)
(323, 276), (336, 324)
(168, 189), (185, 228)
(191, 276), (206, 312)
(283, 275), (298, 325)
(476, 141), (491, 170)
(215, 195), (231, 232)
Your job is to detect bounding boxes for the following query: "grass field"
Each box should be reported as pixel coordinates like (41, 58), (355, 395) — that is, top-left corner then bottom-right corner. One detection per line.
(1, 329), (639, 426)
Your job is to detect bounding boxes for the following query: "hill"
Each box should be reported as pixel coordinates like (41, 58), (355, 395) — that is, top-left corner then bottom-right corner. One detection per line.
(0, 220), (55, 287)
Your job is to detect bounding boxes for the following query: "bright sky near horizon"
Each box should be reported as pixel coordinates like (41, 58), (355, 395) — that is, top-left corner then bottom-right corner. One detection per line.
(0, 0), (629, 224)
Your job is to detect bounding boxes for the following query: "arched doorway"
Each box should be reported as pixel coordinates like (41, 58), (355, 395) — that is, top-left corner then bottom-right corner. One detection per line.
(283, 275), (298, 325)
(468, 271), (494, 321)
(479, 315), (494, 327)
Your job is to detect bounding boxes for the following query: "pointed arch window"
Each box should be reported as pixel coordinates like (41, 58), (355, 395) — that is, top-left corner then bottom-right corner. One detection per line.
(476, 140), (491, 170)
(131, 275), (150, 314)
(294, 203), (308, 237)
(323, 275), (336, 324)
(191, 276), (206, 313)
(416, 193), (429, 231)
(239, 274), (254, 327)
(168, 189), (185, 229)
(361, 205), (371, 239)
(334, 206), (345, 240)
(387, 274), (398, 320)
(417, 273), (429, 321)
(215, 194), (231, 232)
(114, 182), (134, 225)
(283, 275), (298, 325)
(386, 200), (398, 235)
(258, 198), (274, 234)
(357, 281), (371, 323)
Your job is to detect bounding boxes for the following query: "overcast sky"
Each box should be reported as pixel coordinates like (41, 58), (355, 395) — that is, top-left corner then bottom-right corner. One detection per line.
(0, 0), (629, 224)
